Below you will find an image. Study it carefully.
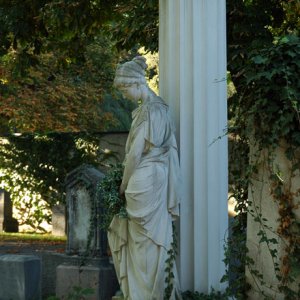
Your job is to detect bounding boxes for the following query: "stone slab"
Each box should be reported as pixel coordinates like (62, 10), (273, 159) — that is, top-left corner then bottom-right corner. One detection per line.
(56, 264), (118, 300)
(65, 165), (106, 255)
(0, 189), (18, 233)
(0, 254), (41, 300)
(51, 204), (66, 236)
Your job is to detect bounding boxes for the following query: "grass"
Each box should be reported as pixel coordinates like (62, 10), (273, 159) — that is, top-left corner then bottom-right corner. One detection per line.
(0, 232), (66, 242)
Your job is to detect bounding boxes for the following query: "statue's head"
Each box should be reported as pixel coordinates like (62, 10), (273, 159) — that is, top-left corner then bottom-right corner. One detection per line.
(114, 56), (148, 87)
(114, 56), (148, 101)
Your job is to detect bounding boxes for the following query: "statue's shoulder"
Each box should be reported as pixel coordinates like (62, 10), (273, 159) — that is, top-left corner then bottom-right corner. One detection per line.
(153, 95), (168, 106)
(148, 96), (169, 113)
(132, 105), (148, 127)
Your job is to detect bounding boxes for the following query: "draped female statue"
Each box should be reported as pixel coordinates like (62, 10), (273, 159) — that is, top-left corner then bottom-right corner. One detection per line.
(108, 56), (181, 300)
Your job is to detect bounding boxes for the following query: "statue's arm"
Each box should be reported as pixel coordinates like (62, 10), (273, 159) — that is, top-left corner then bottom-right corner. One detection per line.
(120, 128), (145, 194)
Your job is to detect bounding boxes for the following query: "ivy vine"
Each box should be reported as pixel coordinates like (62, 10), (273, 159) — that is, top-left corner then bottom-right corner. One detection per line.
(96, 163), (127, 231)
(227, 34), (300, 299)
(164, 222), (178, 300)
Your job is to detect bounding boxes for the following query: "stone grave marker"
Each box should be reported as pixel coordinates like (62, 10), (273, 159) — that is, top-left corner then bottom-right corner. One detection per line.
(51, 204), (66, 236)
(0, 255), (41, 300)
(0, 189), (18, 232)
(65, 164), (106, 256)
(56, 164), (118, 300)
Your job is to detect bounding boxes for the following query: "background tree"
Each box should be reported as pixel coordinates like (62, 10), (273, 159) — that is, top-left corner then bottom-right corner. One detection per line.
(0, 0), (298, 236)
(0, 0), (137, 134)
(0, 0), (137, 230)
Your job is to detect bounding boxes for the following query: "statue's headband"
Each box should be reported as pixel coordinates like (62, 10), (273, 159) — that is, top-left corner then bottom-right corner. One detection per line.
(115, 56), (147, 80)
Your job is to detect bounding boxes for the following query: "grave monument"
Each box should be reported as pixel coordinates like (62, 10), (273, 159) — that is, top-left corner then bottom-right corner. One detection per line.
(55, 164), (118, 300)
(0, 189), (18, 232)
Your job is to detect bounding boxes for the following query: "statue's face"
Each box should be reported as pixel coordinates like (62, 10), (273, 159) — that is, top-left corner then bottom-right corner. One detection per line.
(119, 84), (141, 102)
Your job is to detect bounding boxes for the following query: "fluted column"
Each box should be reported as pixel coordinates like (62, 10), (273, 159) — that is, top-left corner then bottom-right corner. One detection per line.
(159, 0), (228, 292)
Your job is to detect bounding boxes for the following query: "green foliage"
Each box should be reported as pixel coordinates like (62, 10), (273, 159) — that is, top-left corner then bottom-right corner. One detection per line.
(0, 232), (66, 242)
(182, 289), (228, 300)
(102, 93), (137, 131)
(222, 216), (250, 299)
(0, 133), (115, 230)
(0, 33), (121, 133)
(97, 163), (127, 230)
(227, 4), (299, 298)
(227, 34), (300, 298)
(164, 222), (178, 300)
(0, 0), (115, 66)
(233, 35), (300, 149)
(0, 0), (158, 74)
(47, 285), (94, 300)
(227, 0), (299, 95)
(104, 0), (159, 53)
(65, 286), (94, 300)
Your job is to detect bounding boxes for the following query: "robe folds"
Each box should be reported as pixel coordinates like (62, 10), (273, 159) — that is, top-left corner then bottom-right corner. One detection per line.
(108, 96), (182, 300)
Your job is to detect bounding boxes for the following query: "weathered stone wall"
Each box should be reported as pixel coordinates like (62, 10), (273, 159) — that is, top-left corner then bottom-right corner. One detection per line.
(246, 142), (300, 299)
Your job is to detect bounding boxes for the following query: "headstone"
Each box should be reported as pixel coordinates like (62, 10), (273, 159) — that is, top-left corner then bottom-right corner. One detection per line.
(65, 164), (106, 256)
(0, 255), (41, 300)
(56, 264), (118, 300)
(52, 204), (66, 236)
(0, 189), (18, 232)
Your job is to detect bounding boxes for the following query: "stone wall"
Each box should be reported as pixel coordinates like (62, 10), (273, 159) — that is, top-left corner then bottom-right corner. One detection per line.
(246, 142), (300, 299)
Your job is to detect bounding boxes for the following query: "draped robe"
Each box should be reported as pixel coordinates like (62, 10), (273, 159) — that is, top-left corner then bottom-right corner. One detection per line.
(108, 96), (181, 300)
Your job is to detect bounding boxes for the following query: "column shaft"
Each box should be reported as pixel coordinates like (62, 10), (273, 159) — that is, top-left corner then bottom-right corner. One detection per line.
(159, 0), (228, 292)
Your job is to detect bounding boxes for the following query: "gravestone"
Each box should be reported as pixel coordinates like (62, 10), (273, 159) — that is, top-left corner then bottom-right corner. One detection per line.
(0, 189), (18, 232)
(65, 164), (106, 256)
(0, 255), (41, 300)
(57, 164), (119, 299)
(52, 204), (66, 236)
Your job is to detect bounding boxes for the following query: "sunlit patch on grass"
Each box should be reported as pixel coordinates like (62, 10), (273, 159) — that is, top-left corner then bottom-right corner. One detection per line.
(0, 232), (66, 242)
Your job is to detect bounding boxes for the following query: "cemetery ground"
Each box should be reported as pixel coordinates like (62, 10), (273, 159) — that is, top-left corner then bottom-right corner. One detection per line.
(0, 230), (119, 300)
(0, 233), (68, 299)
(0, 232), (66, 254)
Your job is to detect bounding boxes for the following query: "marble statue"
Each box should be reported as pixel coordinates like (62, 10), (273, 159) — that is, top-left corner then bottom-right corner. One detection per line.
(108, 56), (182, 300)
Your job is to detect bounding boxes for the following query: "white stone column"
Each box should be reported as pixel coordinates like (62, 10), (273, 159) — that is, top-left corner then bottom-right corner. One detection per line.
(159, 0), (228, 293)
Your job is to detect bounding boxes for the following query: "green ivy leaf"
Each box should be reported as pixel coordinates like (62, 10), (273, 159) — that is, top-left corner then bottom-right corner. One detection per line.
(252, 55), (268, 64)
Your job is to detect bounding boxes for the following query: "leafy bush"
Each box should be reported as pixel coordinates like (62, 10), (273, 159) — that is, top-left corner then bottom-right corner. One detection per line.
(182, 290), (228, 300)
(97, 163), (127, 230)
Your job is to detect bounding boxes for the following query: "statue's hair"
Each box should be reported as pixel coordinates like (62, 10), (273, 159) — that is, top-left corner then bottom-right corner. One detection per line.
(114, 56), (148, 87)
